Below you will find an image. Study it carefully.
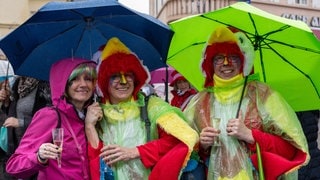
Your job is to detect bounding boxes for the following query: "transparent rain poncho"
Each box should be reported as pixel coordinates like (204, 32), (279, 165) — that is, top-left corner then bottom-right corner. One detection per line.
(98, 98), (150, 180)
(186, 91), (254, 179)
(184, 79), (309, 180)
(207, 99), (254, 180)
(97, 93), (196, 180)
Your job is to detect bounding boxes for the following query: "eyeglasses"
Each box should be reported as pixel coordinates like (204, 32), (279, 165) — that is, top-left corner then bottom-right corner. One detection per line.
(110, 73), (134, 84)
(213, 54), (241, 65)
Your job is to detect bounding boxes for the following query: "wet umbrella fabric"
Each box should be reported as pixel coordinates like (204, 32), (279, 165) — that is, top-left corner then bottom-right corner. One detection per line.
(150, 66), (174, 84)
(167, 2), (320, 111)
(150, 66), (174, 102)
(0, 0), (173, 81)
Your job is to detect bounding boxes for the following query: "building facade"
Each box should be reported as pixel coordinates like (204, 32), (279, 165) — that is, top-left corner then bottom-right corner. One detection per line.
(0, 0), (68, 60)
(0, 0), (68, 39)
(1, 0), (319, 60)
(149, 0), (320, 38)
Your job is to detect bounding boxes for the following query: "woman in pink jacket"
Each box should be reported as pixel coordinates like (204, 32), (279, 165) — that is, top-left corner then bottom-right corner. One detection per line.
(6, 58), (102, 179)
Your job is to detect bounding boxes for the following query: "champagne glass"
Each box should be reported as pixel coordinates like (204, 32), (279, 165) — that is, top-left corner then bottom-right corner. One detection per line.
(52, 128), (64, 168)
(212, 117), (221, 146)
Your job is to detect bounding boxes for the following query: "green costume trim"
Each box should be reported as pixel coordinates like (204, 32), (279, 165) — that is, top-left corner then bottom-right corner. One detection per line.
(98, 92), (198, 179)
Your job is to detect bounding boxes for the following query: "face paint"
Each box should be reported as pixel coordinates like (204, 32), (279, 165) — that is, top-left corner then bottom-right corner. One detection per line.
(110, 72), (134, 85)
(120, 72), (127, 84)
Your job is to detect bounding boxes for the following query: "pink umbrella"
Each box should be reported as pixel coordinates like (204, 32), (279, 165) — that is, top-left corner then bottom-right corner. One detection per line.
(150, 66), (174, 84)
(150, 66), (174, 102)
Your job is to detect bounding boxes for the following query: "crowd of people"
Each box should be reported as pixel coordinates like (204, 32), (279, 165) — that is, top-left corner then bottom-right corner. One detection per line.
(0, 25), (315, 180)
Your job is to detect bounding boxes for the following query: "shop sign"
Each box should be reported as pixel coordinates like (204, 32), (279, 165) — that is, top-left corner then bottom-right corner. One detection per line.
(281, 13), (320, 28)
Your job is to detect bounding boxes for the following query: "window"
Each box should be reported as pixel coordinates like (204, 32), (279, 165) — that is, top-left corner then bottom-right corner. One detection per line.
(287, 0), (294, 5)
(312, 0), (320, 7)
(295, 0), (307, 5)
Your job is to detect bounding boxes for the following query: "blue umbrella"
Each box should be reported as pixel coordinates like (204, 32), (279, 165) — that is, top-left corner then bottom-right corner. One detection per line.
(0, 0), (172, 81)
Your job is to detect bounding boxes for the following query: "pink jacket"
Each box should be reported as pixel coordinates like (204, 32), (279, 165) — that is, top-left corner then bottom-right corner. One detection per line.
(6, 58), (96, 179)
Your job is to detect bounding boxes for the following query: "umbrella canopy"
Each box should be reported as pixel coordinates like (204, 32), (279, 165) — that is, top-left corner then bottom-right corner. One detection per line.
(0, 60), (15, 87)
(150, 66), (174, 84)
(150, 66), (174, 102)
(167, 2), (320, 112)
(0, 0), (172, 81)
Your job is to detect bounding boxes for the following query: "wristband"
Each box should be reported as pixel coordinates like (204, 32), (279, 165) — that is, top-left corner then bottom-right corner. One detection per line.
(37, 151), (47, 164)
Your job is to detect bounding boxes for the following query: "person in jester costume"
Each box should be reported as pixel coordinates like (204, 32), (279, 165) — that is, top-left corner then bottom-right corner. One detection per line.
(183, 26), (310, 180)
(170, 70), (197, 111)
(85, 37), (199, 180)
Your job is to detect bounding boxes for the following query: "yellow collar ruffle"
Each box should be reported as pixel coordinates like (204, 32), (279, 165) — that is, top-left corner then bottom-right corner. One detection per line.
(213, 74), (245, 103)
(101, 97), (140, 124)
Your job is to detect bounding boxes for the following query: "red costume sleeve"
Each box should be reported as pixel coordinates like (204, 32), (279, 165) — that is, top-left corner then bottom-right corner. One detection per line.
(88, 126), (189, 180)
(249, 129), (307, 179)
(249, 129), (297, 159)
(88, 141), (103, 180)
(137, 126), (189, 180)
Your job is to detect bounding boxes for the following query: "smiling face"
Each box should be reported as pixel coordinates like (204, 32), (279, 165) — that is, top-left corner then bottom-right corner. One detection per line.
(213, 54), (242, 79)
(176, 79), (190, 92)
(67, 73), (95, 110)
(107, 72), (135, 104)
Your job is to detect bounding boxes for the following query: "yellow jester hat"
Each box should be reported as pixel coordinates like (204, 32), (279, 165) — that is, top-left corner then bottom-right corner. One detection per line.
(97, 37), (150, 103)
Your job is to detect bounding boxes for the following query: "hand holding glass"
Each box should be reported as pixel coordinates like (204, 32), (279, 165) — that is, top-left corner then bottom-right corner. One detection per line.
(52, 128), (64, 168)
(212, 118), (221, 146)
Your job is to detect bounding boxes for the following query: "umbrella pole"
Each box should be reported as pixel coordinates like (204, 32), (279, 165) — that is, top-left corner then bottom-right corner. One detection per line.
(236, 76), (265, 180)
(236, 76), (248, 118)
(165, 66), (169, 102)
(5, 60), (10, 88)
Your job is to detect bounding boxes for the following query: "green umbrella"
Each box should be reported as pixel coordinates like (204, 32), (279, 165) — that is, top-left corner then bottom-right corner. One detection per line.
(167, 2), (320, 112)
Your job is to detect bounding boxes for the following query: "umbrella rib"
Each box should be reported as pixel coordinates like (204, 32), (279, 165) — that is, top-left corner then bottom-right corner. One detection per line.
(202, 14), (320, 53)
(262, 38), (320, 54)
(248, 13), (274, 51)
(201, 14), (263, 49)
(255, 23), (320, 54)
(200, 15), (253, 37)
(167, 42), (206, 60)
(264, 42), (320, 98)
(66, 9), (95, 58)
(30, 23), (81, 55)
(201, 15), (320, 99)
(246, 14), (319, 98)
(248, 13), (259, 43)
(94, 21), (163, 62)
(247, 14), (297, 52)
(248, 13), (268, 86)
(257, 44), (267, 83)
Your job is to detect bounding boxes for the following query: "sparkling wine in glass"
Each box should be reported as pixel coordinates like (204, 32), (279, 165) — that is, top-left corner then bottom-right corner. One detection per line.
(52, 128), (64, 168)
(212, 117), (221, 146)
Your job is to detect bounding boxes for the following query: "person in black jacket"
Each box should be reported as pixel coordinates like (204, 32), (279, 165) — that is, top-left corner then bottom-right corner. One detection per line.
(0, 76), (51, 180)
(297, 110), (320, 180)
